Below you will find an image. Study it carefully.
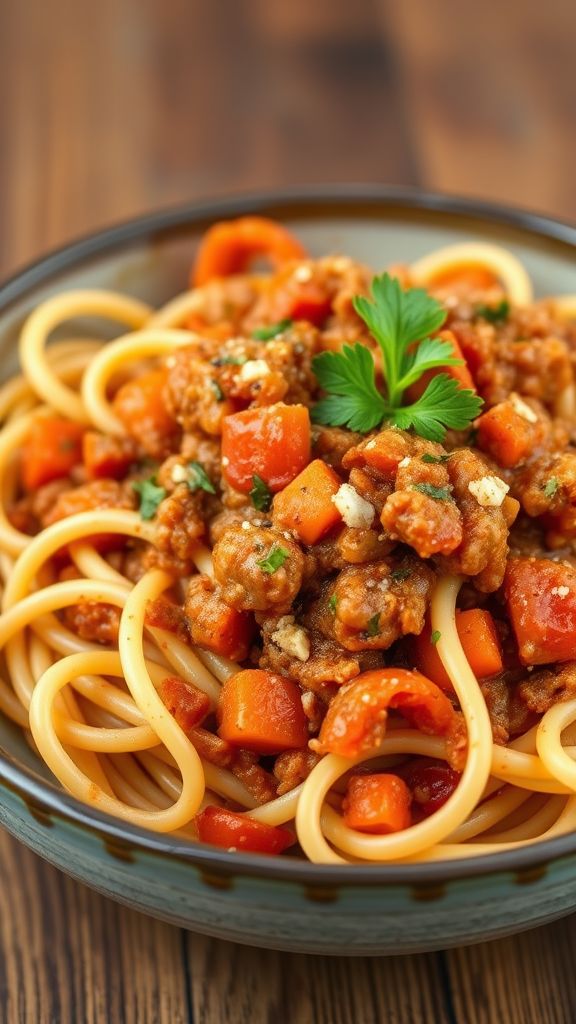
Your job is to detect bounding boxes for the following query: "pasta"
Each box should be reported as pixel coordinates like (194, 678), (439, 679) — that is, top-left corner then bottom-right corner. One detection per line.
(0, 215), (576, 864)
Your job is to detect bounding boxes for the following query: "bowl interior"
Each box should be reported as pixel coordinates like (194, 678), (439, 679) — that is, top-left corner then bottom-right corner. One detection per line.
(0, 189), (574, 858)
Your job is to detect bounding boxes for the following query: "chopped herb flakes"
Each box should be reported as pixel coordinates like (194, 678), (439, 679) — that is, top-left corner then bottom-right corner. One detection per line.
(187, 462), (216, 494)
(328, 594), (338, 614)
(132, 478), (166, 520)
(430, 630), (442, 645)
(543, 477), (560, 499)
(257, 545), (290, 574)
(475, 299), (510, 323)
(250, 474), (272, 512)
(412, 483), (452, 501)
(252, 319), (292, 341)
(390, 567), (411, 582)
(421, 453), (451, 464)
(211, 355), (248, 367)
(210, 379), (224, 401)
(367, 613), (381, 637)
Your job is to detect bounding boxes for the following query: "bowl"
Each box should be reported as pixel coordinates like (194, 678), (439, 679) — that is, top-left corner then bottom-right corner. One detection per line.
(1, 186), (575, 955)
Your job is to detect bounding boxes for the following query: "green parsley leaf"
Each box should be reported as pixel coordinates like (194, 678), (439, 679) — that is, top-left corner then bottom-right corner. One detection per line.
(311, 272), (483, 442)
(132, 478), (166, 520)
(390, 567), (411, 582)
(252, 319), (292, 341)
(544, 477), (560, 499)
(211, 354), (248, 367)
(187, 462), (216, 494)
(475, 299), (510, 323)
(210, 379), (224, 401)
(392, 375), (483, 443)
(421, 452), (451, 464)
(312, 344), (387, 433)
(328, 594), (338, 614)
(430, 630), (441, 645)
(366, 612), (381, 637)
(249, 474), (272, 512)
(256, 545), (290, 574)
(412, 482), (452, 501)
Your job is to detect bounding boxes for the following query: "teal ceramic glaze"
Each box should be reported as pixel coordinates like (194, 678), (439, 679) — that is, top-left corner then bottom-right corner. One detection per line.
(0, 188), (575, 955)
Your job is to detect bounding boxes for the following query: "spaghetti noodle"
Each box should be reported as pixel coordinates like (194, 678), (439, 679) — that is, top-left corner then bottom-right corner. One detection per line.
(0, 217), (575, 863)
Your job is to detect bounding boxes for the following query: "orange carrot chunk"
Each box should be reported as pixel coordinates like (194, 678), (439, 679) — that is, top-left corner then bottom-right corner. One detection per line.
(21, 417), (85, 492)
(407, 329), (476, 402)
(476, 400), (540, 469)
(342, 773), (412, 834)
(273, 459), (343, 545)
(504, 558), (576, 665)
(185, 576), (255, 661)
(218, 669), (309, 754)
(196, 806), (293, 854)
(159, 676), (211, 733)
(83, 431), (135, 480)
(316, 668), (458, 759)
(112, 369), (179, 454)
(221, 403), (310, 493)
(413, 610), (503, 691)
(192, 216), (307, 286)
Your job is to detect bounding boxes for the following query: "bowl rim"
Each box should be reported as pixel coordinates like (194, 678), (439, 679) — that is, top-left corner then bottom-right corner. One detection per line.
(1, 183), (576, 888)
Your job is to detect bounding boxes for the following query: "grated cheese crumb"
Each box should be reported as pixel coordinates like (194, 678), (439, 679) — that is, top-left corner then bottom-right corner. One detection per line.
(165, 356), (177, 369)
(294, 265), (313, 283)
(241, 520), (252, 531)
(171, 463), (188, 484)
(271, 616), (310, 662)
(222, 456), (230, 467)
(331, 483), (375, 529)
(551, 586), (570, 598)
(468, 475), (510, 508)
(510, 393), (538, 423)
(239, 359), (270, 383)
(365, 439), (377, 450)
(398, 456), (411, 468)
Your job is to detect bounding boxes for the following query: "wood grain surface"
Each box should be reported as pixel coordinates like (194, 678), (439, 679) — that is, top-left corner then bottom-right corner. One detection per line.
(1, 1), (576, 1021)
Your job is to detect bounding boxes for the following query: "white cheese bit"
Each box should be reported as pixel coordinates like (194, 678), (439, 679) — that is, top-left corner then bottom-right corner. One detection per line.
(331, 483), (375, 529)
(271, 616), (311, 662)
(294, 265), (313, 283)
(239, 359), (270, 383)
(241, 520), (252, 531)
(165, 355), (177, 369)
(222, 456), (230, 467)
(171, 463), (188, 484)
(468, 475), (510, 508)
(398, 456), (411, 468)
(510, 393), (538, 423)
(551, 586), (570, 598)
(365, 439), (377, 450)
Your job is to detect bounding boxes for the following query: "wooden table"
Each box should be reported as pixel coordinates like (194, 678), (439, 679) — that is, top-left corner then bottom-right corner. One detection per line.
(1, 2), (575, 1020)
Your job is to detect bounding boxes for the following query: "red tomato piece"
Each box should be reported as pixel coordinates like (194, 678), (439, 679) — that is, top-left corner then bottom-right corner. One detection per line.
(196, 807), (293, 854)
(504, 558), (576, 665)
(221, 403), (310, 493)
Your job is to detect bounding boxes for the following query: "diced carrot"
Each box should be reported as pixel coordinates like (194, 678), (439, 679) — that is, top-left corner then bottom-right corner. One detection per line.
(192, 217), (307, 287)
(185, 575), (255, 661)
(476, 399), (543, 469)
(159, 676), (211, 732)
(273, 459), (343, 545)
(83, 431), (135, 480)
(218, 669), (309, 754)
(21, 417), (85, 492)
(504, 558), (576, 665)
(112, 369), (179, 455)
(427, 264), (500, 292)
(196, 807), (293, 854)
(316, 668), (458, 759)
(342, 773), (412, 834)
(221, 403), (310, 493)
(413, 610), (504, 691)
(406, 329), (476, 402)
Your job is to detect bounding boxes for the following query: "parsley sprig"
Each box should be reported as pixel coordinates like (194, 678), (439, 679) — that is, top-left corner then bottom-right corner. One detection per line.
(133, 478), (166, 520)
(312, 273), (483, 442)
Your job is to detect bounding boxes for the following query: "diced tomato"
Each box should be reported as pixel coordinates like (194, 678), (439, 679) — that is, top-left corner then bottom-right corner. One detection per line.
(83, 431), (135, 480)
(159, 676), (211, 732)
(221, 403), (310, 493)
(476, 399), (544, 469)
(407, 329), (476, 402)
(196, 806), (293, 854)
(218, 669), (309, 754)
(273, 459), (343, 544)
(192, 216), (307, 287)
(504, 558), (576, 665)
(342, 773), (412, 834)
(20, 417), (85, 492)
(413, 610), (503, 690)
(343, 430), (409, 478)
(401, 760), (461, 817)
(285, 282), (332, 326)
(316, 668), (458, 758)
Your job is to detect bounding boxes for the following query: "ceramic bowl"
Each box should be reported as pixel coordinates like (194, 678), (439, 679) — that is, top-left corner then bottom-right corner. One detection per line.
(0, 187), (575, 955)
